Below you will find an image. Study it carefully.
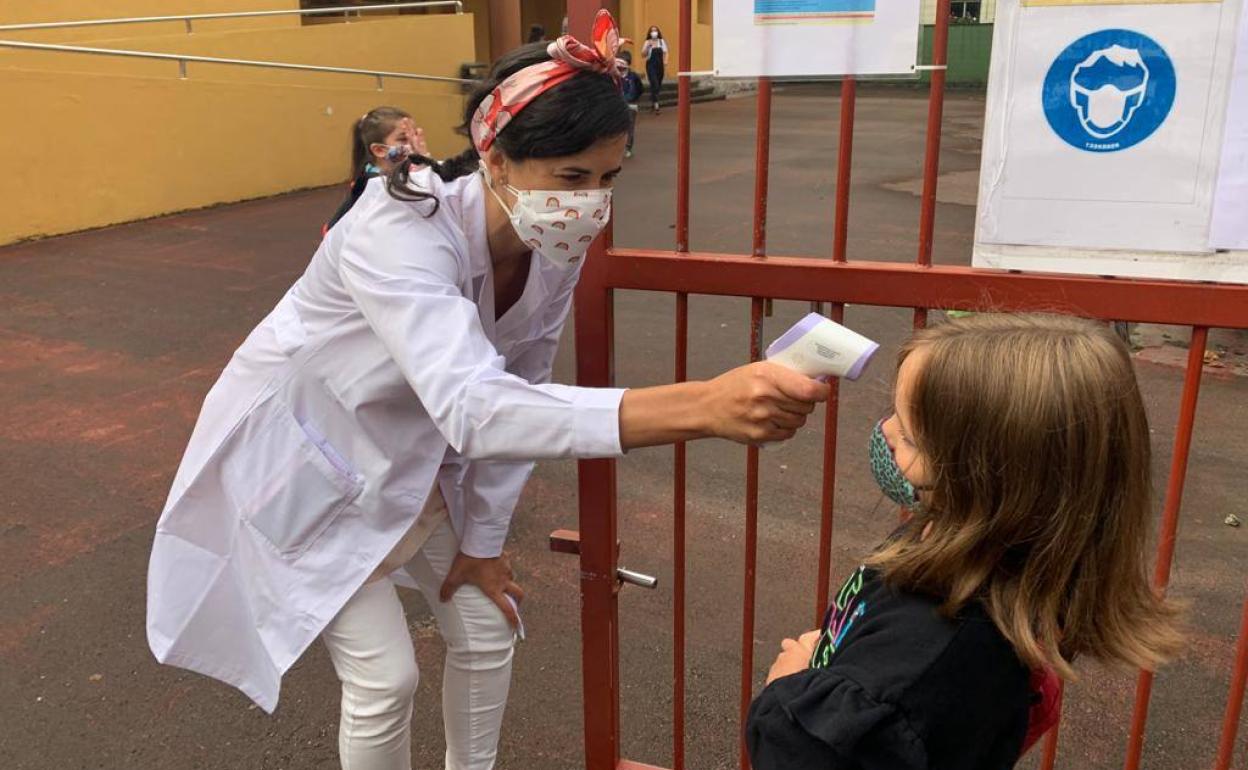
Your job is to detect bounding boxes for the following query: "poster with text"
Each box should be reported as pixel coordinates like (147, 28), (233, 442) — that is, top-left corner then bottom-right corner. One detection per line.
(714, 0), (920, 77)
(973, 0), (1248, 284)
(1209, 4), (1248, 249)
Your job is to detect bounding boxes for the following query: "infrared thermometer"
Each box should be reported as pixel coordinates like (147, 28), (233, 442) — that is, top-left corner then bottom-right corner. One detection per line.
(765, 312), (879, 381)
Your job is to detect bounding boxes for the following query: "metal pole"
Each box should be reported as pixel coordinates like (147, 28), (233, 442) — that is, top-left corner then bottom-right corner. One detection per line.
(568, 0), (620, 764)
(913, 0), (952, 330)
(1122, 326), (1209, 770)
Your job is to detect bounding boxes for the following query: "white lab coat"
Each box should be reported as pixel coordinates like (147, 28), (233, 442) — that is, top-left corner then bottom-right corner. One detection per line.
(146, 170), (625, 713)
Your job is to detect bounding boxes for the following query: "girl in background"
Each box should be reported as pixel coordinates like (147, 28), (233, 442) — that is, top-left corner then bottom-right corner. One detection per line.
(641, 26), (668, 115)
(749, 314), (1183, 769)
(325, 106), (429, 233)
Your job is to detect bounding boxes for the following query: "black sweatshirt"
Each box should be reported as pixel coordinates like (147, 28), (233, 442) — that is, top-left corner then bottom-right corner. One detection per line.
(747, 567), (1031, 770)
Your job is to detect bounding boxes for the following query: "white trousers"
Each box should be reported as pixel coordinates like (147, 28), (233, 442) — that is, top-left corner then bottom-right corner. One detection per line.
(322, 516), (515, 770)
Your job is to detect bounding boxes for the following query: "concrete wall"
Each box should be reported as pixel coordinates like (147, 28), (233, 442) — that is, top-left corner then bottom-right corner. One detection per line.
(0, 4), (475, 244)
(919, 22), (994, 85)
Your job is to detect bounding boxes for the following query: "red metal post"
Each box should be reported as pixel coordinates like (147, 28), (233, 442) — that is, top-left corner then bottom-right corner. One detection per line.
(676, 0), (692, 254)
(738, 77), (773, 770)
(752, 80), (773, 259)
(832, 77), (856, 266)
(814, 303), (843, 624)
(913, 0), (951, 330)
(740, 298), (764, 770)
(1213, 591), (1248, 770)
(673, 293), (688, 770)
(566, 5), (620, 768)
(816, 76), (855, 620)
(672, 1), (693, 763)
(1123, 326), (1209, 770)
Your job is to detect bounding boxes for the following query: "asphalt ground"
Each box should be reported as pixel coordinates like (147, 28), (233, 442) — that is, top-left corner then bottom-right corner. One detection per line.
(1, 84), (1245, 769)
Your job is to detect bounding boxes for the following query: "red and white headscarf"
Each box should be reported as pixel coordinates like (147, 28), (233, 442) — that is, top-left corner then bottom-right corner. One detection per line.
(470, 9), (629, 154)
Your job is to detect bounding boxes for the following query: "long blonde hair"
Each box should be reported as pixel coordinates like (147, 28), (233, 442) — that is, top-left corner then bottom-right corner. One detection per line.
(867, 314), (1182, 681)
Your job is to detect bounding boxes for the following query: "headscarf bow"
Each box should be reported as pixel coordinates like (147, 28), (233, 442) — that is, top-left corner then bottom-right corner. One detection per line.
(470, 9), (629, 154)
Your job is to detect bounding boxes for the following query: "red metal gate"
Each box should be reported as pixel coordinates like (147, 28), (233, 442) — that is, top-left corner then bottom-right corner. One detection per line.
(562, 1), (1248, 769)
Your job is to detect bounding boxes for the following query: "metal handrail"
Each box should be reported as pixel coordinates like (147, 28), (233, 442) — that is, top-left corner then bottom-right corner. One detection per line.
(0, 39), (472, 88)
(0, 2), (462, 33)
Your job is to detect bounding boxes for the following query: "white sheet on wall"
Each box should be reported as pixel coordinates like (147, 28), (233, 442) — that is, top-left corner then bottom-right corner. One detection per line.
(712, 0), (920, 77)
(973, 0), (1248, 284)
(1209, 4), (1248, 250)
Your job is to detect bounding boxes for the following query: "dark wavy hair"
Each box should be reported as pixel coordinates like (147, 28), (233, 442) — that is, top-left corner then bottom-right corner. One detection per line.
(386, 42), (631, 211)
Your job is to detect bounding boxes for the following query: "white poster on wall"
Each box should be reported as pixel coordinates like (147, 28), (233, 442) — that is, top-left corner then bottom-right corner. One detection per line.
(973, 0), (1248, 284)
(712, 0), (921, 77)
(1209, 5), (1248, 249)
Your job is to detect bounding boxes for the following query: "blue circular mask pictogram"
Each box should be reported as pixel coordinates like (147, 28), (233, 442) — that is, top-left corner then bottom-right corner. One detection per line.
(1042, 28), (1176, 153)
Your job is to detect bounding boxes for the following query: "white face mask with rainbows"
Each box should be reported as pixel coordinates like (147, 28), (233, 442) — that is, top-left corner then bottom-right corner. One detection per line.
(481, 162), (612, 269)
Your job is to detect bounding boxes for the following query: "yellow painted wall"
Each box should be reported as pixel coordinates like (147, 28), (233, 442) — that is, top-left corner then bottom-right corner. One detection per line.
(460, 0), (491, 61)
(0, 12), (475, 244)
(521, 0), (565, 42)
(0, 1), (297, 44)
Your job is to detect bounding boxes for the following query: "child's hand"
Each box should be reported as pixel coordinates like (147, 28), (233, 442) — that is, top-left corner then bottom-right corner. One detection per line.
(400, 118), (430, 157)
(765, 630), (821, 685)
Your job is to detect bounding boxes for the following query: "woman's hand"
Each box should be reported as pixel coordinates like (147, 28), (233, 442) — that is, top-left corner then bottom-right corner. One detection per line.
(703, 362), (829, 445)
(439, 551), (525, 629)
(618, 362), (828, 450)
(766, 630), (821, 685)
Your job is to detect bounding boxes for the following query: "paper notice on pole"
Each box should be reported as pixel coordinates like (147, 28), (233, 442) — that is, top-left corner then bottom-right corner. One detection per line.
(973, 0), (1248, 283)
(1209, 5), (1248, 249)
(714, 0), (919, 76)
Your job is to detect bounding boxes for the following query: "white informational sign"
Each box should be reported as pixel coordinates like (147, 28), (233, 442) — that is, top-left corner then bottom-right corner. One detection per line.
(974, 0), (1248, 284)
(712, 0), (920, 77)
(1209, 5), (1248, 249)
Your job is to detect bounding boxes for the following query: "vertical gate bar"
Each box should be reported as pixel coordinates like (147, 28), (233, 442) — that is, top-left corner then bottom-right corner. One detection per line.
(1214, 591), (1248, 770)
(913, 0), (951, 331)
(740, 297), (765, 770)
(674, 293), (689, 770)
(740, 79), (772, 769)
(1039, 681), (1065, 770)
(676, 0), (693, 253)
(814, 302), (844, 623)
(832, 77), (856, 266)
(674, 1), (693, 765)
(1123, 325), (1209, 770)
(816, 76), (855, 619)
(566, 3), (617, 766)
(752, 79), (773, 259)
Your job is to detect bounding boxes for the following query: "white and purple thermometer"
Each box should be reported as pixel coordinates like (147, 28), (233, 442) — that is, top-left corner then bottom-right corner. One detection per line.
(765, 312), (879, 381)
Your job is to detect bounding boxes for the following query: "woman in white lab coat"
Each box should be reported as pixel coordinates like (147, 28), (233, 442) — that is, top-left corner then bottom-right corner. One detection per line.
(146, 12), (827, 770)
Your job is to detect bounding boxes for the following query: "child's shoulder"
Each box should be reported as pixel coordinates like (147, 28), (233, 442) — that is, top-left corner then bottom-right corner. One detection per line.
(816, 568), (1024, 696)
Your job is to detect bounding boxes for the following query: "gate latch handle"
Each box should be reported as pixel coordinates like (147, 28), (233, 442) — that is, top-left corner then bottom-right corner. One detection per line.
(616, 567), (658, 589)
(549, 529), (658, 590)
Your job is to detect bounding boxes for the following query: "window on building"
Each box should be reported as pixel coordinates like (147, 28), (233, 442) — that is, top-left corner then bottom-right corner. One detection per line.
(950, 1), (981, 21)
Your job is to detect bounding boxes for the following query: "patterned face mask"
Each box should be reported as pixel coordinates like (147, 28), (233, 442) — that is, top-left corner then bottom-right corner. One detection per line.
(484, 163), (611, 269)
(868, 419), (924, 511)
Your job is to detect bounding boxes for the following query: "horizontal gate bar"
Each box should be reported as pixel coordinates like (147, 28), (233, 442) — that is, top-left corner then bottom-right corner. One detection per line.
(603, 249), (1248, 330)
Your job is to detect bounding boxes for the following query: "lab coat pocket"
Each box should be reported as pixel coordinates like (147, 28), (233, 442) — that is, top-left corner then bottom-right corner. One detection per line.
(223, 402), (364, 559)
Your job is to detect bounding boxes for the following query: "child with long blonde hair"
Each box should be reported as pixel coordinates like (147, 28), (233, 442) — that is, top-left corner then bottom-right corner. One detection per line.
(748, 314), (1183, 769)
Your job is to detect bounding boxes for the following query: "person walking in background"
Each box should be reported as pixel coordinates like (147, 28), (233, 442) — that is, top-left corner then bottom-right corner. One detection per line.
(641, 26), (668, 115)
(619, 50), (643, 158)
